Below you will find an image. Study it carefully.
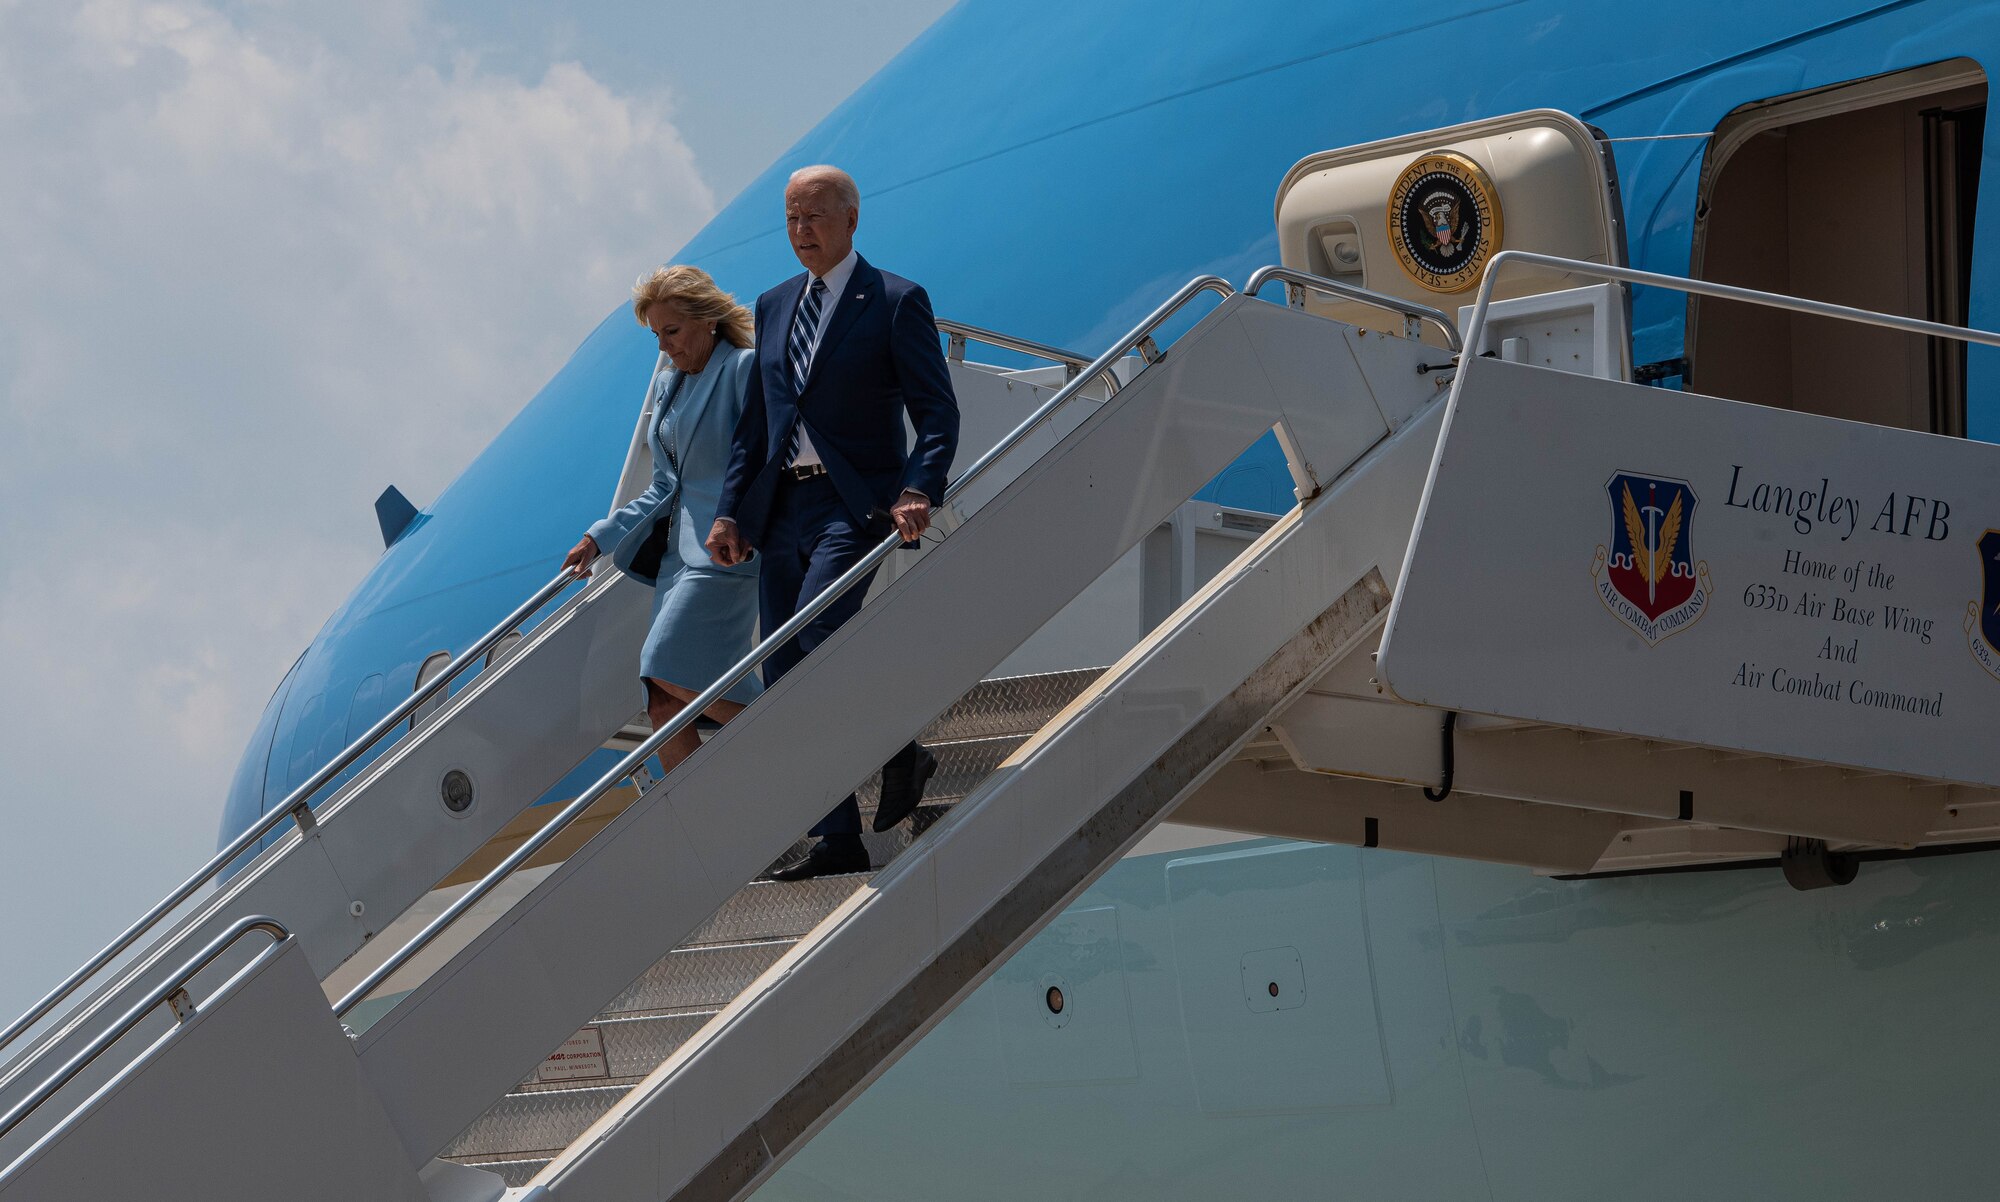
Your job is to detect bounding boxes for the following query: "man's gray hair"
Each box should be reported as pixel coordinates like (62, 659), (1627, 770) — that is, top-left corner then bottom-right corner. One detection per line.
(789, 164), (860, 213)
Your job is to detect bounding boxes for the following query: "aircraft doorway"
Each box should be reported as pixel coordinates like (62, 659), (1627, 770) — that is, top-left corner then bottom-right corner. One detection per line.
(1688, 60), (1986, 435)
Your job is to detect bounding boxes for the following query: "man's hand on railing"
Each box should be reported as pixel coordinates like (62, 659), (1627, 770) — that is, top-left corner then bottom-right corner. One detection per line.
(890, 490), (932, 541)
(561, 535), (600, 578)
(706, 518), (753, 567)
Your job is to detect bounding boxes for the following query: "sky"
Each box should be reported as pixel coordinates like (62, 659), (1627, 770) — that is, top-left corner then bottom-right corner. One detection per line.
(0, 0), (952, 1024)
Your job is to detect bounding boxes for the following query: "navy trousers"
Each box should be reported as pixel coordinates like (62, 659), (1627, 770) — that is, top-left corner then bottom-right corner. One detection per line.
(759, 475), (886, 837)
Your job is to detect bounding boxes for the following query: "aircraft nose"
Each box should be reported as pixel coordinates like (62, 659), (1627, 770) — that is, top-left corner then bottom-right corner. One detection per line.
(215, 650), (305, 878)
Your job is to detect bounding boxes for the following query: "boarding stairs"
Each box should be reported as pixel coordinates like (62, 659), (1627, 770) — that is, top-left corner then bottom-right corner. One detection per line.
(0, 311), (1140, 1157)
(436, 667), (1103, 1187)
(6, 255), (2000, 1202)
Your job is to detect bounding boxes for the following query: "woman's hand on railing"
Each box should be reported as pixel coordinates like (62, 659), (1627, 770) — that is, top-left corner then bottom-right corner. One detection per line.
(562, 535), (600, 578)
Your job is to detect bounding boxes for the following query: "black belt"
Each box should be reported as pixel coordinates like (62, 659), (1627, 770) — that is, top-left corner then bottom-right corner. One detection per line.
(784, 463), (829, 481)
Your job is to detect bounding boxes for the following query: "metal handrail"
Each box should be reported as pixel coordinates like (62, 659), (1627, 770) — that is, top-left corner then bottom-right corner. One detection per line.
(1242, 265), (1464, 352)
(935, 318), (1122, 394)
(1462, 250), (2000, 364)
(0, 568), (584, 1060)
(333, 273), (1237, 1018)
(0, 916), (289, 1149)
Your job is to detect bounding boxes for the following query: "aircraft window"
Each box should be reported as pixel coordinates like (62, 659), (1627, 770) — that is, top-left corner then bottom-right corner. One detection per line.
(411, 650), (452, 729)
(285, 693), (326, 779)
(485, 631), (523, 669)
(345, 674), (385, 744)
(1689, 60), (1985, 434)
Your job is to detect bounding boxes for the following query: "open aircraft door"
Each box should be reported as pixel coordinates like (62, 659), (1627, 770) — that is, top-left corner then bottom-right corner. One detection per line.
(1274, 110), (1628, 361)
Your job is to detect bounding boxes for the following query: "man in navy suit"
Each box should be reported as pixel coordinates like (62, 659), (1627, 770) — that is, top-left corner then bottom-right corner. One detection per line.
(706, 165), (960, 881)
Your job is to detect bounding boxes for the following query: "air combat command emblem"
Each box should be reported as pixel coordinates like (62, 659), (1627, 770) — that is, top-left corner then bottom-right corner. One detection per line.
(1387, 151), (1503, 293)
(1590, 472), (1714, 645)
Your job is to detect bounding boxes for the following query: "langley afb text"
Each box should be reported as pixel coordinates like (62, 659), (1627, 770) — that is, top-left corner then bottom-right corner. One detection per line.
(1723, 464), (1951, 542)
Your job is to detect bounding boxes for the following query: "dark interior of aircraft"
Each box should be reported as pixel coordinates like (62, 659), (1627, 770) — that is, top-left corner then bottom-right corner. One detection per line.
(1691, 60), (1986, 435)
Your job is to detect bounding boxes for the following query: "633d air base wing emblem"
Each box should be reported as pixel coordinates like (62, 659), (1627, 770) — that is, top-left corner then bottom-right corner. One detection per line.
(1589, 472), (1714, 645)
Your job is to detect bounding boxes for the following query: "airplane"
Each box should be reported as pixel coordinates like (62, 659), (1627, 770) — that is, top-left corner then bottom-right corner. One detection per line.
(6, 1), (2000, 1198)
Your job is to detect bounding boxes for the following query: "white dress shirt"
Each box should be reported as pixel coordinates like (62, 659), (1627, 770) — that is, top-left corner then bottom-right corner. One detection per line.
(788, 248), (859, 469)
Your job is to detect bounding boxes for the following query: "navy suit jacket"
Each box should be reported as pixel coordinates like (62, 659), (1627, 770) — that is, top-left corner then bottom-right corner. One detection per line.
(716, 255), (960, 546)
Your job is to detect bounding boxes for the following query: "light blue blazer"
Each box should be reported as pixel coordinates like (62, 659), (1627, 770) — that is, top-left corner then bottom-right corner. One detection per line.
(588, 346), (759, 585)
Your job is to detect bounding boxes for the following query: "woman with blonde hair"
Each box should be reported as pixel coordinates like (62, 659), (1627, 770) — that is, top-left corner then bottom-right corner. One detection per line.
(562, 266), (762, 773)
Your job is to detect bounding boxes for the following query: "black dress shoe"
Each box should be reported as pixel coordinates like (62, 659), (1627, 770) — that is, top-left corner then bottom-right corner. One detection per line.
(768, 838), (870, 881)
(873, 742), (938, 832)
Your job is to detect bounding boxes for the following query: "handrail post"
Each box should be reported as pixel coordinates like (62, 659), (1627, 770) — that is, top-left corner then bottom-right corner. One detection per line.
(1242, 265), (1464, 352)
(932, 317), (1121, 395)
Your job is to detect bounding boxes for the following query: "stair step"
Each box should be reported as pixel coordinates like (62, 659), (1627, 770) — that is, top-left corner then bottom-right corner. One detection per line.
(923, 667), (1103, 742)
(452, 1157), (550, 1189)
(600, 937), (794, 1016)
(682, 873), (867, 946)
(449, 1011), (735, 1159)
(444, 1081), (629, 1159)
(511, 1008), (720, 1091)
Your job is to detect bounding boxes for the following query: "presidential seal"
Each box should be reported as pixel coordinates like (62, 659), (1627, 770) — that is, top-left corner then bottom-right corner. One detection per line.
(1589, 471), (1714, 646)
(1387, 151), (1503, 293)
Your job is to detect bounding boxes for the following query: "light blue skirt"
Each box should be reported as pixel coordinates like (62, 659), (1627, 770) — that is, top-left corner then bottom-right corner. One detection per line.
(639, 560), (764, 705)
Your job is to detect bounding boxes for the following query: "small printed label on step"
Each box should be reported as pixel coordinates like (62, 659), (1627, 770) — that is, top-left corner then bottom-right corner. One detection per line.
(537, 1026), (609, 1082)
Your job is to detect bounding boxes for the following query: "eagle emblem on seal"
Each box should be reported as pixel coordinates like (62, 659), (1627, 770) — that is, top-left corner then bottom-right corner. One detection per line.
(1387, 151), (1503, 293)
(1423, 192), (1462, 257)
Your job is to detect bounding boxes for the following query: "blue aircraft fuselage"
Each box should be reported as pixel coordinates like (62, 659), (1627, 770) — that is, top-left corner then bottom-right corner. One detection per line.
(215, 3), (2000, 1195)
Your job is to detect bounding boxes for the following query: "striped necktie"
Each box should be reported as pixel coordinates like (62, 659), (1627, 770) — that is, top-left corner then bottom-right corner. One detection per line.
(788, 277), (826, 393)
(785, 277), (826, 465)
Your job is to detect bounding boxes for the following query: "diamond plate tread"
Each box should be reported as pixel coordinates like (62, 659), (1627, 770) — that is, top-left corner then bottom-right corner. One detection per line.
(908, 802), (953, 839)
(923, 667), (1103, 742)
(599, 937), (792, 1016)
(443, 1082), (629, 1158)
(452, 1158), (550, 1189)
(862, 826), (907, 866)
(453, 1013), (733, 1158)
(682, 874), (868, 946)
(512, 1010), (720, 1091)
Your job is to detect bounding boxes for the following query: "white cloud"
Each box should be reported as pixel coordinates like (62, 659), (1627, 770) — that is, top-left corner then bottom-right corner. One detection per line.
(0, 0), (714, 1014)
